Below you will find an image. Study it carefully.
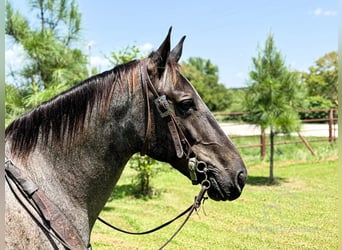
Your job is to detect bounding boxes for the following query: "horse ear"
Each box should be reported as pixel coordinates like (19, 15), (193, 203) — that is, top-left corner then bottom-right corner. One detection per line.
(148, 27), (172, 77)
(169, 36), (186, 62)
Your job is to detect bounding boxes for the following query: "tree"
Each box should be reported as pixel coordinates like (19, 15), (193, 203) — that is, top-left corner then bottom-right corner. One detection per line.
(5, 0), (88, 123)
(302, 51), (337, 104)
(106, 45), (142, 66)
(244, 33), (304, 183)
(5, 83), (25, 126)
(299, 51), (338, 120)
(181, 57), (232, 111)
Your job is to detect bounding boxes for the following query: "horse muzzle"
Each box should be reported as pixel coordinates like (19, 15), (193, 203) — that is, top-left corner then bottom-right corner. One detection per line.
(206, 165), (247, 201)
(188, 156), (247, 201)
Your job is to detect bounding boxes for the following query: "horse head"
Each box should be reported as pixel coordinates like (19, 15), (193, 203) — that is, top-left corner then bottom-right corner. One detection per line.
(142, 28), (247, 201)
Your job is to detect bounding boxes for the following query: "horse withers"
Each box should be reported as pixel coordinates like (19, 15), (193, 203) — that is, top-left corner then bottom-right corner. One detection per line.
(5, 28), (247, 249)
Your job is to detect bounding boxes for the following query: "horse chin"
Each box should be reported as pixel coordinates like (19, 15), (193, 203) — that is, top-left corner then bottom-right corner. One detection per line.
(207, 177), (241, 201)
(207, 177), (228, 201)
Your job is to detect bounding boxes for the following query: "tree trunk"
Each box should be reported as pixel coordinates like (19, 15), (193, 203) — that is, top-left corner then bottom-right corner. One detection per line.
(269, 129), (275, 183)
(38, 0), (45, 33)
(260, 129), (266, 159)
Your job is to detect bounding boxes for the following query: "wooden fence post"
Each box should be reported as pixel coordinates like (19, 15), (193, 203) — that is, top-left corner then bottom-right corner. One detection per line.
(297, 132), (316, 156)
(328, 108), (334, 142)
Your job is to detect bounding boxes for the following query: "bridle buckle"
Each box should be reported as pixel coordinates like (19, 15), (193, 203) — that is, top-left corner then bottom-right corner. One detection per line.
(188, 157), (198, 184)
(154, 95), (171, 118)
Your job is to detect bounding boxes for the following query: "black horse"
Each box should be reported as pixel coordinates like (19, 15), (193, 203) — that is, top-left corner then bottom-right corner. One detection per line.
(5, 28), (247, 249)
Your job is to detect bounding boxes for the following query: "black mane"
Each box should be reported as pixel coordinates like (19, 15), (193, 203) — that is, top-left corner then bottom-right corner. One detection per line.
(6, 60), (139, 157)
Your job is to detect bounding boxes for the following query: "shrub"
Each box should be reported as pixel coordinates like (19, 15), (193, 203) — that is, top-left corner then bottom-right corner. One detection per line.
(127, 153), (163, 198)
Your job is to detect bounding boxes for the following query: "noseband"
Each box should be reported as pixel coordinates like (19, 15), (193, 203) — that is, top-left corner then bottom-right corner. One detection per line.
(139, 59), (210, 187)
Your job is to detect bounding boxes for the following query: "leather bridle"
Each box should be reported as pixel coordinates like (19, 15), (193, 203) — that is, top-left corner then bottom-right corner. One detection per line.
(140, 58), (192, 159)
(139, 59), (211, 187)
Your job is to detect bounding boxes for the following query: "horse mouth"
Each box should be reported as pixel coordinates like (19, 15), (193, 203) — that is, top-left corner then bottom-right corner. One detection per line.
(207, 176), (242, 201)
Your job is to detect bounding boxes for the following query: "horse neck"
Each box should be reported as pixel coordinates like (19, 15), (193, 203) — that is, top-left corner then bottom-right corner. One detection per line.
(5, 65), (147, 243)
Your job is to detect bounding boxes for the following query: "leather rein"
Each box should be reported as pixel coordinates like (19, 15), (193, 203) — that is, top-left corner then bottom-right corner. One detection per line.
(5, 60), (211, 249)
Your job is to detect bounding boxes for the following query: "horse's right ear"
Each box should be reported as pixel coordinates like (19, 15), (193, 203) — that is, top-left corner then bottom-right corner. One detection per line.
(148, 27), (172, 78)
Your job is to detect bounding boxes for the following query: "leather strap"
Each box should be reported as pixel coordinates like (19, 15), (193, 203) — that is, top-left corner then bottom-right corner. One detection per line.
(5, 160), (87, 250)
(140, 65), (152, 156)
(167, 119), (184, 158)
(139, 59), (192, 159)
(32, 191), (86, 250)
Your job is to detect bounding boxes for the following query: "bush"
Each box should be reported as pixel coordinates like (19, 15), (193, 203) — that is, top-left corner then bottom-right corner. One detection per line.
(127, 153), (163, 198)
(299, 96), (335, 121)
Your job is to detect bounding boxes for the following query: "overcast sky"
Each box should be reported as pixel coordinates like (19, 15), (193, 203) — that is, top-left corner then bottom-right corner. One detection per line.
(5, 0), (339, 88)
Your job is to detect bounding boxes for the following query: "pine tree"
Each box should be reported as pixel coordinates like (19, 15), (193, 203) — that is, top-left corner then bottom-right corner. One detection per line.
(245, 33), (304, 183)
(5, 0), (88, 122)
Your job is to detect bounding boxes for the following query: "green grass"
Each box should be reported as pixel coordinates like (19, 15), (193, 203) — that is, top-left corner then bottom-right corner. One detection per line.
(91, 152), (338, 249)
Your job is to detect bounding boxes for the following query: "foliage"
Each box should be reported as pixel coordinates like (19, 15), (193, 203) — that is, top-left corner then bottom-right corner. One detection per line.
(5, 83), (25, 126)
(181, 57), (232, 111)
(301, 51), (338, 103)
(296, 51), (338, 120)
(127, 153), (164, 198)
(227, 88), (247, 112)
(106, 45), (143, 66)
(298, 96), (335, 121)
(244, 33), (304, 183)
(5, 0), (88, 125)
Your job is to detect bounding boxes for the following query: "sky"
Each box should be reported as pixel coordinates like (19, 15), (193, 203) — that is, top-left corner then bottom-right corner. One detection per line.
(5, 0), (339, 88)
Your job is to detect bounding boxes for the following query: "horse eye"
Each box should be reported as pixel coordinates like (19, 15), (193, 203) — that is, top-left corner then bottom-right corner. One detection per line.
(178, 99), (195, 114)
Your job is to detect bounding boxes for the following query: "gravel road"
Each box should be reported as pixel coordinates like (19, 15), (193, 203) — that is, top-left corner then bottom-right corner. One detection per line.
(219, 123), (338, 138)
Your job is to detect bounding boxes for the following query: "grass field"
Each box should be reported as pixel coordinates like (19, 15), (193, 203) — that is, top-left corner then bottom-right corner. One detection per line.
(91, 141), (338, 249)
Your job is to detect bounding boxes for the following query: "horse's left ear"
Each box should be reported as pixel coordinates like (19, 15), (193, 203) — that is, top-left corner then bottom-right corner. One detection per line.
(169, 36), (186, 62)
(148, 27), (172, 77)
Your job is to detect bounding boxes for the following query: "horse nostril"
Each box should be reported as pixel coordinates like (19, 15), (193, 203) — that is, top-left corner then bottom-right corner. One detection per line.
(237, 171), (247, 189)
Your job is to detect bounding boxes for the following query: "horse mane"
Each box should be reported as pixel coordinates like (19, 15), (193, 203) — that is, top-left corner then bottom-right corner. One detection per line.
(5, 60), (140, 158)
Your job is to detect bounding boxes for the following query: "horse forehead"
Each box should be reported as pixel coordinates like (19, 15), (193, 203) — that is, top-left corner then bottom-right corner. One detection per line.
(165, 72), (195, 96)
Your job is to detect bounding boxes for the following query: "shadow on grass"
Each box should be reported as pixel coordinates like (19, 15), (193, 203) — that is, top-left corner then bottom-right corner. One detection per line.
(101, 184), (137, 212)
(247, 175), (287, 186)
(107, 184), (137, 202)
(107, 184), (162, 203)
